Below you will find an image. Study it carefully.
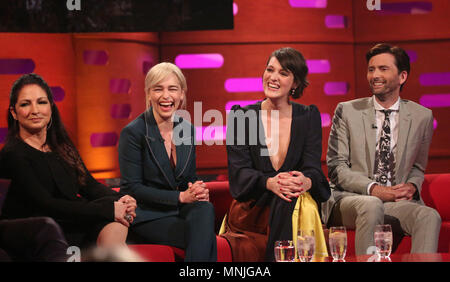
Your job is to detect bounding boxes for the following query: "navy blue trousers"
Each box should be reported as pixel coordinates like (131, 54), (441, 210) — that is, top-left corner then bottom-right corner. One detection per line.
(131, 201), (217, 262)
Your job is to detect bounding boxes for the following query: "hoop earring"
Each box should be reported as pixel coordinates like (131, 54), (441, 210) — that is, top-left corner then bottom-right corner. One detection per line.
(47, 116), (53, 129)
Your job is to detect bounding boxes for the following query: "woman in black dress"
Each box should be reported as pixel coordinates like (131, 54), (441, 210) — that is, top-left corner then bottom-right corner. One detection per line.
(0, 73), (137, 248)
(220, 47), (331, 261)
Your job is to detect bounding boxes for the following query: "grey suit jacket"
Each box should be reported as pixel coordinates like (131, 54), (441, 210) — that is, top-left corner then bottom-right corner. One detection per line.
(322, 97), (434, 224)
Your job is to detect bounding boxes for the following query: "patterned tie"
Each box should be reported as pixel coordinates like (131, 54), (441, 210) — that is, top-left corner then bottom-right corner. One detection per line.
(373, 110), (395, 186)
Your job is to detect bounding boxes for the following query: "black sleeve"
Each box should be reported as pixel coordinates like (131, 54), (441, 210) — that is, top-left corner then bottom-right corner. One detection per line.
(226, 105), (270, 201)
(299, 105), (330, 203)
(4, 150), (116, 222)
(78, 161), (123, 201)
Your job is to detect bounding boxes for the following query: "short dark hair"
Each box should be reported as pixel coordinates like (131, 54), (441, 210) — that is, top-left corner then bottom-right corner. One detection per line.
(366, 43), (410, 91)
(266, 47), (309, 99)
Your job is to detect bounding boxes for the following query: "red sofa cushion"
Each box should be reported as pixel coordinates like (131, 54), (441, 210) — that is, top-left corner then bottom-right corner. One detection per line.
(129, 235), (232, 262)
(422, 174), (450, 221)
(217, 236), (233, 262)
(438, 222), (450, 253)
(128, 244), (175, 262)
(206, 181), (232, 233)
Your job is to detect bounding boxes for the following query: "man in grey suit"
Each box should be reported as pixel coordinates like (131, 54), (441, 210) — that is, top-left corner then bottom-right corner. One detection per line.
(324, 43), (441, 255)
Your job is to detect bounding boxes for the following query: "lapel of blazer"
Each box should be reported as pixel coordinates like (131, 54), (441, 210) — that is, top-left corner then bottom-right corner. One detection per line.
(362, 98), (377, 176)
(395, 99), (412, 178)
(144, 109), (177, 189)
(172, 116), (194, 179)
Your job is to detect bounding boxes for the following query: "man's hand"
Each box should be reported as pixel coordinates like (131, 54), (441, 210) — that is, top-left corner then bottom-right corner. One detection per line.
(370, 184), (396, 202)
(391, 183), (417, 201)
(370, 183), (417, 202)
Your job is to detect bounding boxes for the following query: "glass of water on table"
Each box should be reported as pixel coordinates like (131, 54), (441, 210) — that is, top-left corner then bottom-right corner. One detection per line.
(274, 240), (295, 262)
(297, 230), (315, 262)
(374, 224), (393, 259)
(329, 226), (347, 261)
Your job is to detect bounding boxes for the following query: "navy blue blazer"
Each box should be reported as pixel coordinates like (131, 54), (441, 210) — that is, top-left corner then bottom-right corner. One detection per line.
(118, 109), (197, 224)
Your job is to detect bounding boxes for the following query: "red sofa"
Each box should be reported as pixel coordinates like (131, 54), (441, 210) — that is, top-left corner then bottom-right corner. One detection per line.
(419, 173), (450, 253)
(120, 173), (450, 261)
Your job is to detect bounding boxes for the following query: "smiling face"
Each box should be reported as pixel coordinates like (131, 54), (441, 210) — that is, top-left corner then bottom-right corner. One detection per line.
(10, 84), (52, 135)
(367, 53), (407, 101)
(263, 56), (297, 101)
(148, 73), (185, 123)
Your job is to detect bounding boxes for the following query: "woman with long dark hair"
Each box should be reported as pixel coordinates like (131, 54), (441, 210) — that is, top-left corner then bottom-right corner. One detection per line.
(0, 73), (137, 248)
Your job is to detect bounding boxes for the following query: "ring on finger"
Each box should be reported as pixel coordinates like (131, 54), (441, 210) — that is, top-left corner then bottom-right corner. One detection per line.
(124, 214), (133, 223)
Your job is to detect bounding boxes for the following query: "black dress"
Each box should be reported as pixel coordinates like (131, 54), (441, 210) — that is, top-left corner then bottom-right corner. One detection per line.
(0, 138), (122, 247)
(220, 101), (330, 261)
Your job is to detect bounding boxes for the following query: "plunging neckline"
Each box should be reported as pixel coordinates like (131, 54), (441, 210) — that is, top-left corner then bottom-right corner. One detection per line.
(258, 101), (294, 173)
(160, 127), (177, 170)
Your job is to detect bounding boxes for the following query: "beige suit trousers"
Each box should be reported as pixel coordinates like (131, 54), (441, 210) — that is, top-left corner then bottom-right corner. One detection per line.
(329, 192), (441, 255)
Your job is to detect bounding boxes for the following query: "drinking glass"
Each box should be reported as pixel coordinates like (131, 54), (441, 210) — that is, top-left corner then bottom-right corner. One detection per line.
(329, 226), (347, 261)
(274, 240), (295, 262)
(374, 224), (393, 258)
(297, 230), (315, 262)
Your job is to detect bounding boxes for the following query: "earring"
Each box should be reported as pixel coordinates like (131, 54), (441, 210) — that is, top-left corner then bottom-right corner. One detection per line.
(290, 88), (296, 96)
(47, 116), (53, 129)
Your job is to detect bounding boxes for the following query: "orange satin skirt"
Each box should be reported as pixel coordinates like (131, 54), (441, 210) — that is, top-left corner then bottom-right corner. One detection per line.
(220, 199), (271, 262)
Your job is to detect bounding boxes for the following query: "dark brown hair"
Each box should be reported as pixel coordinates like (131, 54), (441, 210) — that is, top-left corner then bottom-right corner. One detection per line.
(6, 73), (88, 185)
(266, 47), (309, 99)
(366, 43), (410, 91)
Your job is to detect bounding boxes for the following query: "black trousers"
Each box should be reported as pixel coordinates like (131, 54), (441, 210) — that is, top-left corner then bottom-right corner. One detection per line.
(131, 201), (217, 262)
(265, 196), (298, 262)
(0, 217), (69, 262)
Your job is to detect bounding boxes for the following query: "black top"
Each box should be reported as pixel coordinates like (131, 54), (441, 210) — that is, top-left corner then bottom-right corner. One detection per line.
(226, 101), (330, 206)
(0, 138), (121, 224)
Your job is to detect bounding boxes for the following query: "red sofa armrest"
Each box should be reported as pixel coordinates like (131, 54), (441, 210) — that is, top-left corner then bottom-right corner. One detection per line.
(422, 173), (450, 221)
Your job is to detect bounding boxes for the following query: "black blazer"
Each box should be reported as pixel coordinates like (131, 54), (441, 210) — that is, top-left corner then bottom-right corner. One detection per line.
(226, 101), (330, 206)
(0, 138), (121, 222)
(118, 109), (197, 224)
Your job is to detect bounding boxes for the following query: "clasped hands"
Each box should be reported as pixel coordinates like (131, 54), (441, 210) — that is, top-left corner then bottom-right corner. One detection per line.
(266, 171), (312, 202)
(370, 183), (417, 202)
(114, 195), (137, 227)
(179, 180), (209, 204)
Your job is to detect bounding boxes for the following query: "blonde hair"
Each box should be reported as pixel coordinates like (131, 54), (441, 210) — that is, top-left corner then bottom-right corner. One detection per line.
(144, 62), (187, 109)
